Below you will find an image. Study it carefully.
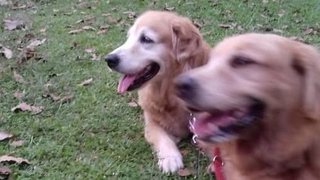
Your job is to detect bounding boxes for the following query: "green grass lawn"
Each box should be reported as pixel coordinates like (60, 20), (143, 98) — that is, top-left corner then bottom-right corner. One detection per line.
(0, 0), (319, 179)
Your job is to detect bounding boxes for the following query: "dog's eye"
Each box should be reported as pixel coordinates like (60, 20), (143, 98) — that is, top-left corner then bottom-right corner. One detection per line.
(140, 34), (154, 44)
(231, 56), (255, 68)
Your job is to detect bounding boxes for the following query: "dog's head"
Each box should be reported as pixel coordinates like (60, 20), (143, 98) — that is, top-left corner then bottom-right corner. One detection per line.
(105, 10), (203, 93)
(175, 33), (320, 143)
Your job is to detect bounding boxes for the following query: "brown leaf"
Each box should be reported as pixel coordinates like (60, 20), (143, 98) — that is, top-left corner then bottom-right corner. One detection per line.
(84, 48), (100, 61)
(128, 101), (138, 107)
(193, 20), (203, 29)
(11, 102), (44, 114)
(4, 19), (25, 30)
(0, 45), (13, 59)
(10, 140), (24, 147)
(0, 131), (13, 141)
(13, 71), (27, 84)
(106, 16), (122, 24)
(82, 25), (96, 31)
(26, 39), (46, 49)
(60, 94), (73, 103)
(0, 166), (12, 176)
(123, 11), (137, 19)
(289, 36), (306, 43)
(164, 3), (175, 11)
(18, 38), (46, 63)
(0, 155), (30, 165)
(13, 90), (24, 100)
(39, 28), (46, 33)
(0, 0), (11, 6)
(68, 29), (83, 34)
(218, 23), (237, 29)
(79, 78), (93, 86)
(19, 48), (36, 62)
(48, 94), (61, 101)
(177, 168), (194, 177)
(97, 25), (109, 35)
(85, 48), (95, 53)
(69, 26), (96, 34)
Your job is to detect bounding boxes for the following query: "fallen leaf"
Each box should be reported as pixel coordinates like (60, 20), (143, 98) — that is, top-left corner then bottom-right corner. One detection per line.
(82, 25), (96, 31)
(218, 23), (237, 29)
(79, 78), (93, 86)
(60, 94), (73, 103)
(128, 101), (138, 107)
(0, 0), (11, 6)
(75, 15), (95, 24)
(19, 48), (36, 62)
(97, 25), (109, 35)
(85, 48), (95, 53)
(69, 26), (96, 34)
(123, 11), (137, 19)
(102, 13), (111, 17)
(163, 4), (176, 11)
(13, 90), (24, 100)
(0, 155), (30, 165)
(13, 71), (27, 84)
(177, 168), (194, 177)
(11, 102), (44, 114)
(39, 28), (46, 33)
(26, 39), (46, 49)
(0, 45), (13, 59)
(10, 140), (24, 147)
(48, 94), (61, 101)
(0, 166), (11, 176)
(18, 38), (46, 63)
(0, 131), (13, 141)
(106, 16), (122, 24)
(68, 29), (83, 34)
(193, 20), (203, 29)
(3, 19), (25, 30)
(289, 36), (306, 43)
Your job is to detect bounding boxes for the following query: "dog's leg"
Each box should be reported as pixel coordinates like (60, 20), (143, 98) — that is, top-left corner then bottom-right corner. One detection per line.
(144, 114), (183, 173)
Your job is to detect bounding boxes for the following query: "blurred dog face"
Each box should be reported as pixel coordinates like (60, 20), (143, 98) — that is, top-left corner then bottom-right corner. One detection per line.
(105, 11), (202, 93)
(176, 33), (320, 143)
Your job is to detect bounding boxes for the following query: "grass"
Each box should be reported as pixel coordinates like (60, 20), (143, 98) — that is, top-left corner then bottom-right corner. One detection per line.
(0, 0), (319, 179)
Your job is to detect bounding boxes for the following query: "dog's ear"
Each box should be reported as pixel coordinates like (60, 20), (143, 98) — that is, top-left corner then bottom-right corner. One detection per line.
(171, 17), (202, 61)
(293, 43), (320, 120)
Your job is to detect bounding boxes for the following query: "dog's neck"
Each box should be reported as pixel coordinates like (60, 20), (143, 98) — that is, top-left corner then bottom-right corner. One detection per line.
(220, 112), (320, 180)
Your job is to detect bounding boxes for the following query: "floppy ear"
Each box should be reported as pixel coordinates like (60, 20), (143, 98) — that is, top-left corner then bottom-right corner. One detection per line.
(171, 17), (202, 61)
(294, 44), (320, 120)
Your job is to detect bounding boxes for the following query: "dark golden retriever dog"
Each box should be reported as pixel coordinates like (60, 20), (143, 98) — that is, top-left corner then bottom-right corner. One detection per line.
(105, 11), (210, 172)
(175, 33), (320, 179)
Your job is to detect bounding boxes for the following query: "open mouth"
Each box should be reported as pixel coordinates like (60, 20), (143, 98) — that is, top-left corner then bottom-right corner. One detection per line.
(190, 98), (265, 143)
(117, 62), (160, 93)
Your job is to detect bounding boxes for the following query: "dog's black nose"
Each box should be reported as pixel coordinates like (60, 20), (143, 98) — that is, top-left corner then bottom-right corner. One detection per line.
(105, 54), (120, 69)
(175, 75), (197, 99)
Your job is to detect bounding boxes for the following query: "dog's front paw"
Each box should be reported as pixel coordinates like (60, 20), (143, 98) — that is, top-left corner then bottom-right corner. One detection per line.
(158, 150), (183, 173)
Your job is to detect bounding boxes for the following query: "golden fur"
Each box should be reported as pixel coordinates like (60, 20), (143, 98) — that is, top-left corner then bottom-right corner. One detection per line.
(175, 33), (320, 179)
(107, 11), (210, 172)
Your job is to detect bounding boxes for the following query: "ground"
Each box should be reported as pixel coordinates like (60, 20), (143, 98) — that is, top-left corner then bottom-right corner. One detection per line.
(0, 0), (319, 179)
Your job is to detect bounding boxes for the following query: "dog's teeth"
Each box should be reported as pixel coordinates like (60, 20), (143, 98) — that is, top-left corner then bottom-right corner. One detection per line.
(192, 134), (198, 144)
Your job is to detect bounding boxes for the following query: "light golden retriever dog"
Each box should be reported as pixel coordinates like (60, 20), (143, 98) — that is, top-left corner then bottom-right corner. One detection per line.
(175, 33), (320, 180)
(105, 11), (210, 172)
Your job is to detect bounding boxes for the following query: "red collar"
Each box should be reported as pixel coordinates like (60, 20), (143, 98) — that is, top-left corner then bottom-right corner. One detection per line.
(210, 147), (225, 180)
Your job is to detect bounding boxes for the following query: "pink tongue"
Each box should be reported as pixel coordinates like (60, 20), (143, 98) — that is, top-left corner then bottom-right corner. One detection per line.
(193, 112), (231, 138)
(117, 75), (136, 93)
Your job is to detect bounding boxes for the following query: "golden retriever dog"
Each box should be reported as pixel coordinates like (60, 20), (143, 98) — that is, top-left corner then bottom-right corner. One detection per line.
(175, 33), (320, 179)
(105, 11), (210, 172)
